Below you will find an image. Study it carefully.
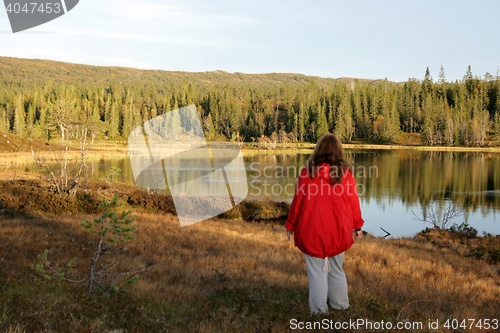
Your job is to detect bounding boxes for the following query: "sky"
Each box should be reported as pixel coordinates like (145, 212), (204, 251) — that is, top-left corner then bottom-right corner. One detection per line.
(0, 0), (499, 82)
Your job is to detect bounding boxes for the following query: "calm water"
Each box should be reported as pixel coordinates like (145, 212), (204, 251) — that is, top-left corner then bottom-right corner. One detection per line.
(87, 149), (500, 237)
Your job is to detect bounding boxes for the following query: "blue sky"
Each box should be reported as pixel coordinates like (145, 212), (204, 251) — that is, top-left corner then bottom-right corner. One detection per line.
(1, 0), (499, 82)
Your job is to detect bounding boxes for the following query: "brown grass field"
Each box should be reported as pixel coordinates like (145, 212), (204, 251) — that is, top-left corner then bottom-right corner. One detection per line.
(0, 179), (499, 333)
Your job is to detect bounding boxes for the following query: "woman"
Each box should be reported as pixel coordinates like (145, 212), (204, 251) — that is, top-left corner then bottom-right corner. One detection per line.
(285, 133), (364, 315)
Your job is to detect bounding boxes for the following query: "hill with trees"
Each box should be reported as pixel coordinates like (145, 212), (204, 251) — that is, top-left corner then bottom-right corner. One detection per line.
(0, 57), (499, 146)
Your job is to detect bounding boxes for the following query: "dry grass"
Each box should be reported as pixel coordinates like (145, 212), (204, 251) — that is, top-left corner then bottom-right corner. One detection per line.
(349, 236), (499, 319)
(1, 198), (499, 332)
(0, 149), (128, 168)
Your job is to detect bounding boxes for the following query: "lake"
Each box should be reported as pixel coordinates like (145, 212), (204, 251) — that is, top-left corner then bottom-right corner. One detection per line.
(84, 149), (500, 237)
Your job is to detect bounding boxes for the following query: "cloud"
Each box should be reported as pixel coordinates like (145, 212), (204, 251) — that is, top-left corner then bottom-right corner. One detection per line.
(112, 1), (260, 27)
(55, 28), (230, 48)
(38, 0), (260, 50)
(0, 46), (158, 70)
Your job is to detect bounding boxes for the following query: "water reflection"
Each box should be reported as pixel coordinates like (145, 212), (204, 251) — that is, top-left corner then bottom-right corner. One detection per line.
(87, 149), (500, 237)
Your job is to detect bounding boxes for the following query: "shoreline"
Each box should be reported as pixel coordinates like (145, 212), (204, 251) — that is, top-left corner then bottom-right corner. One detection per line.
(241, 142), (500, 153)
(343, 143), (500, 152)
(0, 140), (499, 169)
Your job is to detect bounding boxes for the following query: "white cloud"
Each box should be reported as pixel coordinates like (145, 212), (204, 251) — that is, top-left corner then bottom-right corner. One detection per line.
(35, 0), (260, 50)
(112, 1), (259, 27)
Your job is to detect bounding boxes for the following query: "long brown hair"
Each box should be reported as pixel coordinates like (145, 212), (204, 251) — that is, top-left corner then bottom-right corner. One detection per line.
(306, 133), (350, 184)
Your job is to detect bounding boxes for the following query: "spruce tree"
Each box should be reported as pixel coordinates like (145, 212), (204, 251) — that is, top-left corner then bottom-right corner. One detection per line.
(106, 102), (120, 139)
(13, 94), (26, 137)
(298, 102), (306, 142)
(335, 95), (354, 142)
(315, 101), (329, 139)
(420, 67), (433, 105)
(0, 106), (9, 133)
(464, 65), (476, 95)
(494, 112), (500, 142)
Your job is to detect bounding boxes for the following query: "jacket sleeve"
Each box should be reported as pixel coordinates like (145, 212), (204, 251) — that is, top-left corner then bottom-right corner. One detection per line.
(284, 168), (308, 231)
(346, 169), (364, 231)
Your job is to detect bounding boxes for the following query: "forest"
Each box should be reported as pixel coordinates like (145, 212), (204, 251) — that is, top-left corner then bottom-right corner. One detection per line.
(0, 56), (499, 146)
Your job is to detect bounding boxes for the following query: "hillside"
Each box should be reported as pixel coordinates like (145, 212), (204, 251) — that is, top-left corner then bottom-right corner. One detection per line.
(0, 56), (378, 87)
(0, 56), (499, 148)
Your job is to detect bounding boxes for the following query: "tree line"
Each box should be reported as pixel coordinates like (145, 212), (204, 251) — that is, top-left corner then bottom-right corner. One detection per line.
(0, 57), (499, 146)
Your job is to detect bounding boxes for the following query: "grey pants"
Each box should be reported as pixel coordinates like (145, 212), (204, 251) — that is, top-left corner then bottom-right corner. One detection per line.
(305, 252), (349, 315)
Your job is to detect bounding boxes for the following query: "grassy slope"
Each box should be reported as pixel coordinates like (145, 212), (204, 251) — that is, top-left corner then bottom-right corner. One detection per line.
(0, 182), (499, 332)
(0, 56), (382, 87)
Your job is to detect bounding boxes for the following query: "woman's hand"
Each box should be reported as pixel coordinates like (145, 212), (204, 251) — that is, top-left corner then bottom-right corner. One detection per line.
(287, 230), (294, 241)
(353, 229), (362, 242)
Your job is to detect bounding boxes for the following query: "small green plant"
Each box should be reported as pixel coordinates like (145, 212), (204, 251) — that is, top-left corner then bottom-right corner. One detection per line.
(448, 221), (478, 238)
(81, 194), (137, 293)
(31, 195), (140, 293)
(31, 249), (80, 282)
(104, 166), (122, 182)
(466, 246), (500, 264)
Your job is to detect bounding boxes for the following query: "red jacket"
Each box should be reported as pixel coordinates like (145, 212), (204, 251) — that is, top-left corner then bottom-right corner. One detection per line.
(284, 164), (364, 258)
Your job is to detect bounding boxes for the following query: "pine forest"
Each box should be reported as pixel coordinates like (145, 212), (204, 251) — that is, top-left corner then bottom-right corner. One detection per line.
(1, 57), (499, 146)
